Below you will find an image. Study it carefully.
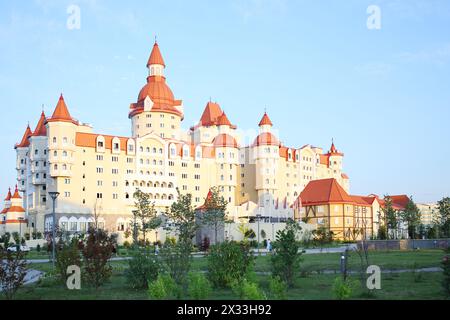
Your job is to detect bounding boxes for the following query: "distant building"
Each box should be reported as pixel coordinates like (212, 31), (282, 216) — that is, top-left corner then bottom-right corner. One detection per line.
(417, 203), (437, 226)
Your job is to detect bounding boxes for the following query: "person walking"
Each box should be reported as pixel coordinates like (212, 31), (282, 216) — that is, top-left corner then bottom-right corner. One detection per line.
(267, 239), (272, 253)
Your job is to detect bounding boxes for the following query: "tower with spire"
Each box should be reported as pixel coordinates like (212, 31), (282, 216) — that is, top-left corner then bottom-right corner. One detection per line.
(129, 40), (184, 140)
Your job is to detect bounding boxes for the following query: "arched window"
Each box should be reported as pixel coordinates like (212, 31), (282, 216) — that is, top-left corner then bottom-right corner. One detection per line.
(125, 181), (129, 186)
(125, 193), (130, 199)
(168, 194), (174, 200)
(53, 137), (57, 144)
(62, 164), (67, 171)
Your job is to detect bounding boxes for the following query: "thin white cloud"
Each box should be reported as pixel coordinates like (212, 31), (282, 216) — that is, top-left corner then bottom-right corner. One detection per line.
(232, 0), (287, 22)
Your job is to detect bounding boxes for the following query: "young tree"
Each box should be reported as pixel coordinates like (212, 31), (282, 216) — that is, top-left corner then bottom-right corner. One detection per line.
(162, 189), (199, 294)
(0, 248), (28, 300)
(201, 187), (229, 244)
(399, 197), (422, 239)
(55, 236), (83, 285)
(134, 189), (162, 245)
(435, 197), (450, 238)
(82, 228), (115, 289)
(271, 219), (303, 288)
(382, 196), (398, 239)
(165, 189), (198, 243)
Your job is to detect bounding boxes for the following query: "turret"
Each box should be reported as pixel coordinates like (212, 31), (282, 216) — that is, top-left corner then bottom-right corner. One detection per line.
(129, 41), (183, 139)
(47, 94), (78, 178)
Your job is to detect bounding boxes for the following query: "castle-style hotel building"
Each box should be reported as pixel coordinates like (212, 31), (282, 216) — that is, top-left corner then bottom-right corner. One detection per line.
(2, 42), (357, 241)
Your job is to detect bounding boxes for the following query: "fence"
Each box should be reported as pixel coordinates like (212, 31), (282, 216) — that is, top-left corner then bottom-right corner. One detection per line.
(358, 239), (450, 251)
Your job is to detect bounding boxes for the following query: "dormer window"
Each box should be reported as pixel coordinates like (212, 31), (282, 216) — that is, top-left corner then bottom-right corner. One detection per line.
(98, 141), (104, 148)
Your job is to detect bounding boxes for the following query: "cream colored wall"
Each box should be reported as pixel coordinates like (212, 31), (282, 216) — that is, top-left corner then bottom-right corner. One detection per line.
(132, 109), (182, 140)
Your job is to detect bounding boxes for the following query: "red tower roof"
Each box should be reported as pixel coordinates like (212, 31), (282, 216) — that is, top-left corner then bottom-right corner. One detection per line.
(199, 102), (223, 126)
(15, 125), (32, 148)
(147, 42), (165, 67)
(48, 94), (77, 124)
(4, 188), (12, 201)
(32, 111), (47, 137)
(11, 185), (21, 199)
(258, 112), (273, 126)
(217, 112), (232, 126)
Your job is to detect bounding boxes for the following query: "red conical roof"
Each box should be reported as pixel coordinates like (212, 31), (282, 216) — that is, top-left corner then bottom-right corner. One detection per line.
(16, 125), (32, 148)
(199, 102), (223, 127)
(147, 42), (165, 67)
(259, 112), (273, 126)
(4, 188), (12, 201)
(330, 142), (337, 153)
(11, 185), (21, 199)
(32, 111), (47, 137)
(48, 94), (76, 123)
(217, 112), (232, 126)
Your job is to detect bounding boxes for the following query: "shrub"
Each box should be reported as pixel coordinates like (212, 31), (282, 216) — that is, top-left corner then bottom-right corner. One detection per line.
(332, 277), (356, 300)
(232, 279), (266, 300)
(82, 228), (114, 289)
(55, 237), (82, 285)
(125, 249), (160, 289)
(159, 241), (192, 295)
(0, 247), (28, 300)
(148, 274), (178, 300)
(36, 232), (43, 240)
(188, 273), (212, 300)
(269, 276), (288, 300)
(36, 244), (41, 252)
(123, 241), (131, 249)
(271, 220), (303, 287)
(207, 241), (254, 288)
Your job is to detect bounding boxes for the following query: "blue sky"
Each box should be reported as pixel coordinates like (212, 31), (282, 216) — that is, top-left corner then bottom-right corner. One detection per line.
(0, 0), (449, 203)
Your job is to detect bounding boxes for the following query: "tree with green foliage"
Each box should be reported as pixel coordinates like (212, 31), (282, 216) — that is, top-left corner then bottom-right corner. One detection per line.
(0, 247), (28, 300)
(161, 189), (199, 295)
(55, 236), (82, 285)
(133, 189), (162, 245)
(148, 274), (178, 300)
(231, 279), (267, 300)
(125, 248), (160, 289)
(435, 197), (450, 238)
(269, 276), (288, 300)
(207, 241), (255, 288)
(314, 224), (334, 250)
(271, 219), (303, 288)
(399, 197), (422, 239)
(188, 273), (212, 300)
(165, 189), (198, 243)
(82, 228), (115, 289)
(382, 196), (399, 239)
(201, 187), (229, 244)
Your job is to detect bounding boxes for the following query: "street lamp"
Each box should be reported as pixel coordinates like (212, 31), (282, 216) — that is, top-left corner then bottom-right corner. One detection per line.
(18, 217), (25, 241)
(256, 214), (261, 254)
(49, 191), (60, 269)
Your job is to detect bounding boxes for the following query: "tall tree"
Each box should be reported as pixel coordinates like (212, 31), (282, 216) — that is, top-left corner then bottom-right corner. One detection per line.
(435, 197), (450, 238)
(162, 189), (199, 295)
(271, 219), (303, 288)
(399, 196), (422, 239)
(133, 189), (162, 245)
(202, 187), (229, 244)
(382, 196), (398, 239)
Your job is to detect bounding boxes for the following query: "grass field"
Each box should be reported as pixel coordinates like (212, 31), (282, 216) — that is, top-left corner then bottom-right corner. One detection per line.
(7, 249), (449, 300)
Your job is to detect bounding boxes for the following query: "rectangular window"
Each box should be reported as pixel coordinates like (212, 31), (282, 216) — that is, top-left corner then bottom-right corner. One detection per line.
(96, 167), (103, 174)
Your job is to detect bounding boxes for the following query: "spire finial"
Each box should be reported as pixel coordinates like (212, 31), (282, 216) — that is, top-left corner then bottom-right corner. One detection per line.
(155, 35), (158, 44)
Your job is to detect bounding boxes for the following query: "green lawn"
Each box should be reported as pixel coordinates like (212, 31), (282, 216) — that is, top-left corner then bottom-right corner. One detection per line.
(8, 249), (448, 300)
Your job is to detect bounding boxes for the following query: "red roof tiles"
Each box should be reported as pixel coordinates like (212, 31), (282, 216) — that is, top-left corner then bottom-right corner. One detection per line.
(258, 112), (273, 126)
(300, 178), (354, 206)
(32, 112), (47, 137)
(147, 42), (165, 67)
(253, 132), (280, 147)
(15, 125), (32, 148)
(48, 94), (78, 124)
